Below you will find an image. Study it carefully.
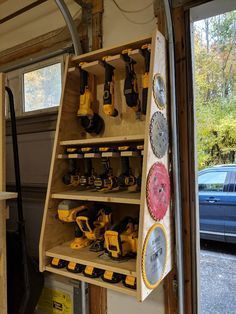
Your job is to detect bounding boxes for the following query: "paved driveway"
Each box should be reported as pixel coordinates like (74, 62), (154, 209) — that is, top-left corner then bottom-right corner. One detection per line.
(200, 241), (236, 314)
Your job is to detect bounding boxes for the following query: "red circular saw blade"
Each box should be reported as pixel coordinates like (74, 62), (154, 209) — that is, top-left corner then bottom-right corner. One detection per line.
(146, 162), (170, 220)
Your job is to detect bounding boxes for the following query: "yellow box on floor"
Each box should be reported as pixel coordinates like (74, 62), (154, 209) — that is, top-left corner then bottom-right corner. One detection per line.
(36, 287), (72, 314)
(35, 273), (87, 314)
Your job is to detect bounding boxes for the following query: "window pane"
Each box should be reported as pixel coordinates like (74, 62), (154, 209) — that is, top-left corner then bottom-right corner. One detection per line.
(198, 171), (227, 192)
(24, 63), (62, 112)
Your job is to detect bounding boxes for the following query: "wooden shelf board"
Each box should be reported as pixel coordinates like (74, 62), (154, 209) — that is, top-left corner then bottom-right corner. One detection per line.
(51, 190), (141, 205)
(0, 192), (17, 201)
(71, 36), (151, 64)
(128, 49), (145, 66)
(106, 54), (125, 71)
(68, 67), (79, 76)
(81, 61), (104, 77)
(84, 153), (101, 158)
(68, 153), (83, 159)
(46, 242), (136, 276)
(101, 152), (120, 158)
(120, 151), (140, 157)
(45, 265), (137, 297)
(60, 135), (144, 146)
(58, 154), (68, 159)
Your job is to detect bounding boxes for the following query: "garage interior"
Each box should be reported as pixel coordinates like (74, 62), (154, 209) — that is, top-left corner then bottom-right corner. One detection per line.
(0, 0), (235, 314)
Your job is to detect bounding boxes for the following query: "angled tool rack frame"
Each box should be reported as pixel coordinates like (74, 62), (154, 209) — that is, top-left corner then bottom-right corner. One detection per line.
(39, 29), (173, 301)
(0, 73), (17, 313)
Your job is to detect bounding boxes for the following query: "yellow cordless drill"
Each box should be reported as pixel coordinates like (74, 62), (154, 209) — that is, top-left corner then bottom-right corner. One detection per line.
(141, 44), (151, 115)
(76, 205), (112, 252)
(122, 49), (140, 116)
(77, 63), (104, 134)
(51, 201), (89, 268)
(104, 216), (138, 260)
(102, 57), (118, 117)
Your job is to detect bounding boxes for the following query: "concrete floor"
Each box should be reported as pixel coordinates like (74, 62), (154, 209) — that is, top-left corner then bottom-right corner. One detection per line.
(200, 240), (236, 314)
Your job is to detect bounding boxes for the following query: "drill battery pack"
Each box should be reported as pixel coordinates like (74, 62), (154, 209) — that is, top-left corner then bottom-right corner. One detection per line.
(51, 258), (68, 269)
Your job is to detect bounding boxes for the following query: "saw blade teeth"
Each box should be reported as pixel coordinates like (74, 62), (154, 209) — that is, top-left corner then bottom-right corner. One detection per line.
(142, 223), (168, 289)
(146, 162), (170, 221)
(152, 73), (167, 110)
(149, 111), (168, 159)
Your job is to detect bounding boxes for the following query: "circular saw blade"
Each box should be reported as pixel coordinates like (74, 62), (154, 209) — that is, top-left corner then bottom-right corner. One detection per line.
(149, 111), (168, 159)
(146, 162), (170, 220)
(142, 223), (167, 289)
(152, 74), (166, 109)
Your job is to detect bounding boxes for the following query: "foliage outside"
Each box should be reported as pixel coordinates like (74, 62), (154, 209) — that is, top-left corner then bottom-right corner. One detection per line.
(24, 63), (62, 112)
(194, 11), (236, 170)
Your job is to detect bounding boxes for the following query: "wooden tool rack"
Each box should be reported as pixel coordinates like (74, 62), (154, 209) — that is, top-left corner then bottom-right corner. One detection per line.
(39, 29), (173, 301)
(0, 73), (17, 313)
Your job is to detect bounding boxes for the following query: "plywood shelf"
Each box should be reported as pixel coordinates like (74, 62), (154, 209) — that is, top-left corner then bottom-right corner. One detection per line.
(0, 192), (17, 201)
(81, 60), (105, 77)
(128, 48), (145, 65)
(45, 265), (137, 297)
(84, 153), (101, 158)
(60, 135), (144, 146)
(46, 241), (136, 276)
(71, 36), (151, 64)
(106, 54), (125, 71)
(51, 189), (141, 205)
(101, 152), (120, 158)
(57, 152), (142, 159)
(120, 151), (140, 157)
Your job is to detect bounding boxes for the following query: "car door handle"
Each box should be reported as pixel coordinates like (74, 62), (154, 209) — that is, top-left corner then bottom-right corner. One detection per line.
(206, 198), (220, 203)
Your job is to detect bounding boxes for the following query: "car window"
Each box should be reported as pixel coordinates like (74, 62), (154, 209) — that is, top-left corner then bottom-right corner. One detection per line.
(198, 171), (227, 192)
(228, 171), (236, 192)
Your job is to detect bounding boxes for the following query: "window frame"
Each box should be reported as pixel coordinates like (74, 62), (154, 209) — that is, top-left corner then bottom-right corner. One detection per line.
(6, 55), (65, 118)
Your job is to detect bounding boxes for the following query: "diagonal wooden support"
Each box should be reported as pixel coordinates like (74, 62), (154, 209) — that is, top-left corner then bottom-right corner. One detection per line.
(0, 74), (17, 314)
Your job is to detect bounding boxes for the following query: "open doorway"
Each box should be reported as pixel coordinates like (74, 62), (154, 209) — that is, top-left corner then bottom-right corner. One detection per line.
(192, 3), (236, 314)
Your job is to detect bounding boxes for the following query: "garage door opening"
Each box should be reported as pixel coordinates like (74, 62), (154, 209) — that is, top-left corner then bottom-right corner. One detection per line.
(192, 4), (236, 314)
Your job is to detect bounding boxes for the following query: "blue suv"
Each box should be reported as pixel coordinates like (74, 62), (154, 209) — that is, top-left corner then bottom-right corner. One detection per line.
(198, 164), (236, 243)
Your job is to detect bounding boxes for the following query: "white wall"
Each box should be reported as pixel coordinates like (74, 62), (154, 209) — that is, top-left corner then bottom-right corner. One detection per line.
(6, 131), (54, 186)
(103, 0), (156, 47)
(107, 285), (165, 314)
(103, 0), (165, 312)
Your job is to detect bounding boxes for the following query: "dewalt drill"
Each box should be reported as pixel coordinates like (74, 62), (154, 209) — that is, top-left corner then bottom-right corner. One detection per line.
(76, 205), (112, 252)
(122, 49), (140, 116)
(79, 158), (96, 188)
(104, 216), (138, 260)
(77, 63), (104, 134)
(117, 157), (136, 190)
(141, 44), (151, 115)
(51, 201), (89, 268)
(102, 57), (118, 117)
(62, 159), (80, 187)
(94, 158), (118, 192)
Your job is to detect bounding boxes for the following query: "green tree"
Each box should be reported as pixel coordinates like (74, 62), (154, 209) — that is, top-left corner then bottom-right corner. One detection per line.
(194, 11), (236, 169)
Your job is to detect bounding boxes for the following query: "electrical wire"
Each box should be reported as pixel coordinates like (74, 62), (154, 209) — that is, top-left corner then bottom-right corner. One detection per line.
(111, 0), (153, 14)
(120, 13), (155, 25)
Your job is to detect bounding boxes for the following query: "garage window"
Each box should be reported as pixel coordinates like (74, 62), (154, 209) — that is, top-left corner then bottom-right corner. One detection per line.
(198, 171), (227, 192)
(6, 56), (64, 117)
(23, 63), (62, 113)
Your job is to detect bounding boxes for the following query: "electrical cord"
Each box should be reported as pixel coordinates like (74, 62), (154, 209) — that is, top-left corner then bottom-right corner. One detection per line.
(111, 0), (153, 13)
(110, 0), (155, 25)
(120, 13), (155, 25)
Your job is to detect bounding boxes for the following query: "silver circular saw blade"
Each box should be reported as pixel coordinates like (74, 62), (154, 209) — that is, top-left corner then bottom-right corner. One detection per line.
(152, 74), (166, 109)
(142, 223), (167, 289)
(149, 111), (168, 158)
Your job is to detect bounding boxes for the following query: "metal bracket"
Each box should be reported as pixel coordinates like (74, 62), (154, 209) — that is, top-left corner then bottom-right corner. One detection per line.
(55, 0), (82, 55)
